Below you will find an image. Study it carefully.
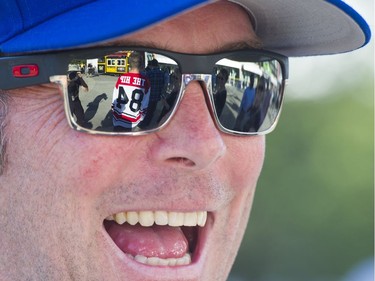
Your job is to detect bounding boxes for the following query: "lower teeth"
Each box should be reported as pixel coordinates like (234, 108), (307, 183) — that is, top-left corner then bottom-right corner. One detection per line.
(132, 253), (192, 266)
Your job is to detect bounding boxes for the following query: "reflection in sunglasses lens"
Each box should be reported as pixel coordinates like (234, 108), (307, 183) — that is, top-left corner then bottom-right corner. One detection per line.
(65, 49), (283, 135)
(66, 51), (181, 134)
(213, 58), (283, 133)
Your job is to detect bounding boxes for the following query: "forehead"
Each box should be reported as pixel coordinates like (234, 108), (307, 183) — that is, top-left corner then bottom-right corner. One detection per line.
(106, 2), (260, 54)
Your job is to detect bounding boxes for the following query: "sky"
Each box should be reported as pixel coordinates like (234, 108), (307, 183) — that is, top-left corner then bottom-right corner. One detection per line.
(287, 0), (374, 100)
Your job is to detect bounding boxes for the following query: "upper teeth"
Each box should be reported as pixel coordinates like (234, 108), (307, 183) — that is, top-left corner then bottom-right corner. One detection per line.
(106, 211), (207, 227)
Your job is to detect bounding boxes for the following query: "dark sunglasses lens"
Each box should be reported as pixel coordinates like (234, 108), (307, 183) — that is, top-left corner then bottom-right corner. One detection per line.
(66, 50), (181, 133)
(213, 58), (284, 134)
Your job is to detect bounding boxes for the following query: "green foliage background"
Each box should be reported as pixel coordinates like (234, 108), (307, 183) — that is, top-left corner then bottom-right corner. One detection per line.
(230, 58), (374, 280)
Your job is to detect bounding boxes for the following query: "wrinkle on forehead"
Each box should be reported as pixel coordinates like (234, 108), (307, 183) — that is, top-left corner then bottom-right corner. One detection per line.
(103, 1), (262, 53)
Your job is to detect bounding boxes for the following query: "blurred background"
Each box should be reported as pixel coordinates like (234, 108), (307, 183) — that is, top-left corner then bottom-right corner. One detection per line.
(229, 1), (374, 280)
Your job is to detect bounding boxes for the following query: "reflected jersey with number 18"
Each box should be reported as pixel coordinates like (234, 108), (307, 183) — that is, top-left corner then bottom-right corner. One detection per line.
(112, 73), (150, 128)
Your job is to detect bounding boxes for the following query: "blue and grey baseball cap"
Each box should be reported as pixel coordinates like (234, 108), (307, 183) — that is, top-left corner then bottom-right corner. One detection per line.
(0, 0), (371, 57)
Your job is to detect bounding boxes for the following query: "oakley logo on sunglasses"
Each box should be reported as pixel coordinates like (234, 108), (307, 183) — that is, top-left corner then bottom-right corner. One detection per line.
(12, 64), (39, 78)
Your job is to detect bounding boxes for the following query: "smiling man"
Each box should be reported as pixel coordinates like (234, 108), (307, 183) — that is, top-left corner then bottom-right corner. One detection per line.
(0, 0), (371, 281)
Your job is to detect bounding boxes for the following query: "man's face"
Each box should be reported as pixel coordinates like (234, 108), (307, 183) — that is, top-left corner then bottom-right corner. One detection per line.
(0, 2), (265, 281)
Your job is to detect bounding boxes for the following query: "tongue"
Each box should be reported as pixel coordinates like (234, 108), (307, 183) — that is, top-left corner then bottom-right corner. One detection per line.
(105, 222), (189, 259)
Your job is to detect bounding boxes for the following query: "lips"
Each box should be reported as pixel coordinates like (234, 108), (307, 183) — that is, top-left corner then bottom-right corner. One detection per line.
(104, 211), (207, 266)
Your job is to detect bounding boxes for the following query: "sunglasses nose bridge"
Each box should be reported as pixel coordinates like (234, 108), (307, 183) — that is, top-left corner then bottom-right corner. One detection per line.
(181, 74), (213, 106)
(182, 74), (212, 88)
(180, 73), (218, 125)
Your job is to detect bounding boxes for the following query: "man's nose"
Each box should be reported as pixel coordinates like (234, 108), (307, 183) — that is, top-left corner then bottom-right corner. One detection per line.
(149, 80), (227, 170)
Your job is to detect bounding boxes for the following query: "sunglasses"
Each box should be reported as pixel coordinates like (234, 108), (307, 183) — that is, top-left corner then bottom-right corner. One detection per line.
(0, 47), (288, 136)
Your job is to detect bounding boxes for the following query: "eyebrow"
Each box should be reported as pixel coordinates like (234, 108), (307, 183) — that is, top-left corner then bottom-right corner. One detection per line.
(101, 38), (263, 54)
(213, 40), (263, 52)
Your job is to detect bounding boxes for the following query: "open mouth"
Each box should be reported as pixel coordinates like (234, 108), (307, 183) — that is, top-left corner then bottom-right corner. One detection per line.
(103, 211), (207, 266)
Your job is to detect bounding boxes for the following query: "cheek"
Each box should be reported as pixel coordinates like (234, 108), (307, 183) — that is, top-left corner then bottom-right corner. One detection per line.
(59, 136), (130, 197)
(223, 136), (265, 189)
(36, 134), (143, 200)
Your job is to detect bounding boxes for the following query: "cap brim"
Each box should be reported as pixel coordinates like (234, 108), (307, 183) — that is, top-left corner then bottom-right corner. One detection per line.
(232, 0), (371, 56)
(1, 0), (371, 57)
